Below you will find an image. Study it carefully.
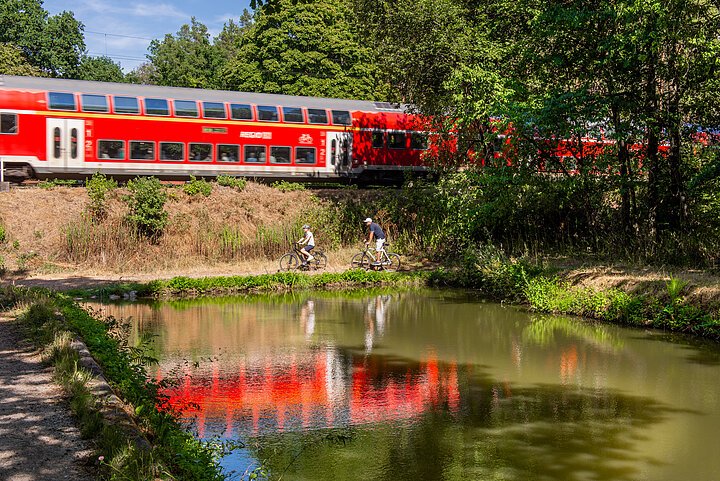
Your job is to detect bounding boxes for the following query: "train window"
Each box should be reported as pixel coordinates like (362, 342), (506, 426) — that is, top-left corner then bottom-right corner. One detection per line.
(130, 141), (155, 160)
(218, 144), (240, 162)
(244, 145), (266, 163)
(98, 140), (125, 160)
(270, 146), (291, 164)
(145, 98), (169, 116)
(257, 106), (279, 122)
(80, 94), (108, 113)
(230, 104), (253, 120)
(114, 96), (139, 114)
(53, 127), (61, 158)
(331, 110), (351, 126)
(372, 132), (384, 148)
(174, 100), (198, 118)
(70, 128), (78, 159)
(388, 132), (406, 149)
(48, 92), (76, 111)
(307, 109), (328, 124)
(160, 142), (184, 161)
(282, 107), (303, 123)
(189, 143), (213, 161)
(0, 113), (18, 134)
(203, 102), (226, 119)
(410, 133), (429, 150)
(295, 147), (316, 164)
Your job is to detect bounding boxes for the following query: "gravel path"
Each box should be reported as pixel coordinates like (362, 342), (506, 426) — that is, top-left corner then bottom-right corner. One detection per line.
(0, 318), (94, 481)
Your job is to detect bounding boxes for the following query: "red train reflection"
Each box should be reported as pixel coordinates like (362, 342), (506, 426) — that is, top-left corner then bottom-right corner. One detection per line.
(158, 350), (460, 437)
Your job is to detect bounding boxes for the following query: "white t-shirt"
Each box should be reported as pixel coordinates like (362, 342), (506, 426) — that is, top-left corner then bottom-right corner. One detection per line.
(304, 230), (315, 247)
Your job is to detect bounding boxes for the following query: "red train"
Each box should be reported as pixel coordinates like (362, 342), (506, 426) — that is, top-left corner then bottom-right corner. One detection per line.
(0, 75), (431, 183)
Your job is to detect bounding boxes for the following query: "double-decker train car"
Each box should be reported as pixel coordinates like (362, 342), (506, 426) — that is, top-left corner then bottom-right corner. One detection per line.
(0, 75), (431, 183)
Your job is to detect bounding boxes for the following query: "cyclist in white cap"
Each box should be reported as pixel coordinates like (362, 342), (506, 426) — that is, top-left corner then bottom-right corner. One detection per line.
(364, 217), (386, 264)
(297, 224), (315, 264)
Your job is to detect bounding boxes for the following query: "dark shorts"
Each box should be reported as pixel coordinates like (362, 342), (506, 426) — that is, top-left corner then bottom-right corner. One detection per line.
(303, 245), (314, 252)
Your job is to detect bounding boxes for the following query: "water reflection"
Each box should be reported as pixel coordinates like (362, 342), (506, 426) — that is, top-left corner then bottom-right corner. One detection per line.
(91, 290), (720, 481)
(162, 347), (460, 439)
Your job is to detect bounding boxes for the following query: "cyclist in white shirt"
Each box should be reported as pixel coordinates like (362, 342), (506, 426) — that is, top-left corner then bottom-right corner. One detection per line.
(297, 224), (315, 264)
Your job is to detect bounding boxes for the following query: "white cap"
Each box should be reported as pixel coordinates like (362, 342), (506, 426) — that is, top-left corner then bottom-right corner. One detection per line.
(364, 218), (372, 223)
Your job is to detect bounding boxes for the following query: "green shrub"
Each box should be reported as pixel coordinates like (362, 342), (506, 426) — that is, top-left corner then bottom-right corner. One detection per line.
(0, 224), (6, 243)
(124, 177), (168, 239)
(216, 174), (247, 190)
(183, 175), (213, 197)
(271, 180), (305, 192)
(86, 172), (117, 221)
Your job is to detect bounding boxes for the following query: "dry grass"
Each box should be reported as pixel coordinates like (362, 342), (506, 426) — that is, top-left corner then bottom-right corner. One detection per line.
(561, 264), (720, 311)
(0, 182), (339, 275)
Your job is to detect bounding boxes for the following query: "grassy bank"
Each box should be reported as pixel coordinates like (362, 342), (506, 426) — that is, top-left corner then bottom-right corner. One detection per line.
(429, 246), (720, 340)
(66, 269), (428, 299)
(1, 287), (226, 480)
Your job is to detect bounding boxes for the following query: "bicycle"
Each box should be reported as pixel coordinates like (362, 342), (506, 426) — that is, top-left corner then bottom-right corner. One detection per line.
(279, 244), (327, 271)
(350, 243), (401, 272)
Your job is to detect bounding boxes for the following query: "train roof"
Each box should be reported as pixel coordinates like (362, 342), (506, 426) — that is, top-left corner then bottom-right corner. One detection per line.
(0, 75), (407, 114)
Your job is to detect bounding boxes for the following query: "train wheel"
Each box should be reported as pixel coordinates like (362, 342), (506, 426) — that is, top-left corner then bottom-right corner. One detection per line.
(279, 253), (300, 271)
(351, 253), (372, 270)
(383, 253), (401, 272)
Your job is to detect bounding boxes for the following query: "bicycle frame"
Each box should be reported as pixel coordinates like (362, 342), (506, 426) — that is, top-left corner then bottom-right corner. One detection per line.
(279, 243), (327, 271)
(351, 243), (400, 271)
(364, 246), (391, 264)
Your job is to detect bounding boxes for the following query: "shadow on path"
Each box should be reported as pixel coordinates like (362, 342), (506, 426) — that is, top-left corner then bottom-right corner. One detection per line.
(0, 318), (94, 481)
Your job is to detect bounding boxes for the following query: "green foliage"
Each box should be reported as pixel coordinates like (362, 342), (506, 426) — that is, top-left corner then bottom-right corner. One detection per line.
(38, 178), (79, 189)
(0, 42), (43, 76)
(85, 172), (117, 221)
(271, 180), (306, 192)
(183, 175), (213, 197)
(0, 1), (86, 77)
(66, 270), (427, 299)
(146, 18), (220, 88)
(221, 0), (383, 99)
(0, 224), (6, 243)
(124, 177), (168, 239)
(216, 174), (247, 190)
(77, 55), (124, 82)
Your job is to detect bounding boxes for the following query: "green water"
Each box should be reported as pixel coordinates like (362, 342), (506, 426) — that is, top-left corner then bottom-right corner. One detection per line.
(93, 289), (720, 481)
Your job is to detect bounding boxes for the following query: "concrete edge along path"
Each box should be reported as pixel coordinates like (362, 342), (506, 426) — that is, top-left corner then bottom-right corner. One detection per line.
(0, 316), (94, 481)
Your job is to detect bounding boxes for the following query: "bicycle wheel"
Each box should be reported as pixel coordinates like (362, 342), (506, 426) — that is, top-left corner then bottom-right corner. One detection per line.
(279, 253), (300, 271)
(383, 253), (401, 272)
(351, 252), (372, 270)
(313, 252), (328, 269)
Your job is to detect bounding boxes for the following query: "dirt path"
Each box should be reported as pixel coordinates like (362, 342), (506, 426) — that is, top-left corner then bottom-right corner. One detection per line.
(0, 318), (94, 481)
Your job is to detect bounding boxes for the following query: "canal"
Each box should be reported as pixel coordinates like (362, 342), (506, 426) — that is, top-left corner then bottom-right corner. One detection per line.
(93, 289), (720, 481)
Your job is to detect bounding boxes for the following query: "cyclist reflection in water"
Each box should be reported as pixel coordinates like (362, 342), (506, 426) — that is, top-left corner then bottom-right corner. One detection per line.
(300, 300), (315, 341)
(364, 295), (390, 353)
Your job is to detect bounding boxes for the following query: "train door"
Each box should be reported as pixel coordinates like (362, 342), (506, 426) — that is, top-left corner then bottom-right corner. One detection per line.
(46, 118), (84, 170)
(327, 131), (353, 176)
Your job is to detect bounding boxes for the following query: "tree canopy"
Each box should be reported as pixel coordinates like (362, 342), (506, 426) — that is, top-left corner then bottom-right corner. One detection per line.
(0, 0), (85, 77)
(220, 0), (382, 99)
